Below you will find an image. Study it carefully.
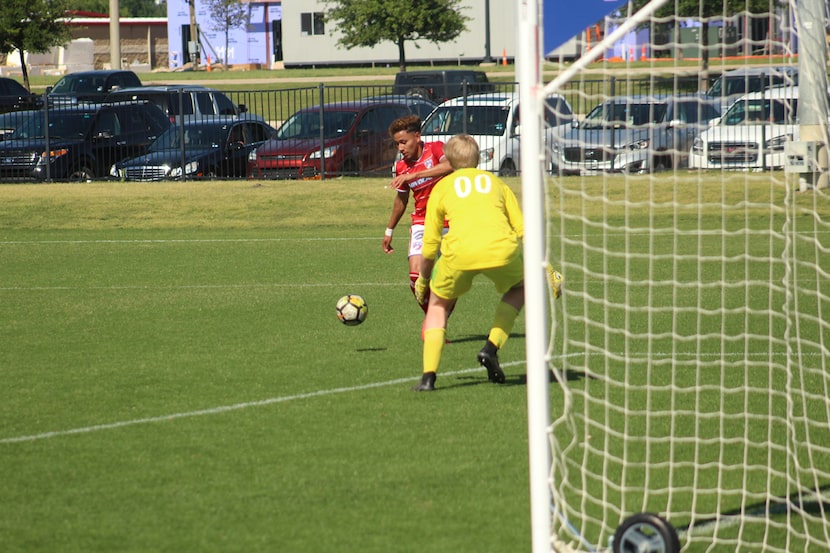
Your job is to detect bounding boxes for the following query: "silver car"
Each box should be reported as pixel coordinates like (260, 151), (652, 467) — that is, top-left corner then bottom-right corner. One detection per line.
(551, 94), (721, 175)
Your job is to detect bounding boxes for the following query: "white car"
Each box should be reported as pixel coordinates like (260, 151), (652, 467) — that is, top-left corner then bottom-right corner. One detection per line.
(420, 92), (573, 176)
(689, 85), (802, 170)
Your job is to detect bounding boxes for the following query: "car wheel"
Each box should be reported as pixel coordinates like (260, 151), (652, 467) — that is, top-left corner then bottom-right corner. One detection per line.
(500, 159), (518, 177)
(68, 165), (94, 182)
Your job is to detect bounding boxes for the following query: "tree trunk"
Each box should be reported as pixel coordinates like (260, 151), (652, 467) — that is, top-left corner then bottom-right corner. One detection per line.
(17, 47), (30, 92)
(397, 38), (406, 72)
(699, 21), (710, 91)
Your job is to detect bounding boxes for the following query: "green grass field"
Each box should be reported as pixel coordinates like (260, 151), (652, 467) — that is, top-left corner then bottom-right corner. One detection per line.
(0, 178), (539, 553)
(1, 175), (828, 553)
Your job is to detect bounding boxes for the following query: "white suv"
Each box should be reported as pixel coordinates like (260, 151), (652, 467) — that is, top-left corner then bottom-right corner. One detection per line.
(689, 86), (802, 170)
(420, 92), (573, 176)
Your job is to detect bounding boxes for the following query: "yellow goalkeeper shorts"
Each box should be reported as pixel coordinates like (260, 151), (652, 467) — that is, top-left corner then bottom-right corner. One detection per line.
(430, 255), (524, 300)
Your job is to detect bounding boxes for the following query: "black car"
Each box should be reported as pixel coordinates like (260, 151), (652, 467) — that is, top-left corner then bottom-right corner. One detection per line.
(392, 70), (495, 103)
(0, 101), (170, 181)
(0, 77), (42, 114)
(106, 85), (255, 124)
(111, 117), (276, 181)
(48, 70), (142, 104)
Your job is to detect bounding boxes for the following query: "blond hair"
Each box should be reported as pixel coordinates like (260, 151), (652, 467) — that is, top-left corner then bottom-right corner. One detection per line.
(443, 134), (480, 169)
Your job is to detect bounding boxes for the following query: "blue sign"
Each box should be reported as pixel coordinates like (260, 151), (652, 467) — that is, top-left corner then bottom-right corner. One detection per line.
(543, 0), (627, 53)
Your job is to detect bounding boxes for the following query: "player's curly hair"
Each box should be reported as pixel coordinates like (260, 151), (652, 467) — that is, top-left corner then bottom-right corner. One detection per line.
(388, 114), (422, 137)
(443, 134), (480, 169)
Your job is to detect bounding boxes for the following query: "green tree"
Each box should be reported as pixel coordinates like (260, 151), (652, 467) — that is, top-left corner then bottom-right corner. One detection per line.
(203, 0), (248, 65)
(324, 0), (470, 72)
(0, 0), (73, 91)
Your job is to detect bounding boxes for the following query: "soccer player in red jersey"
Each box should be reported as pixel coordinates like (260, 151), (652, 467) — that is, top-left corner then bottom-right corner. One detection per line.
(383, 115), (453, 312)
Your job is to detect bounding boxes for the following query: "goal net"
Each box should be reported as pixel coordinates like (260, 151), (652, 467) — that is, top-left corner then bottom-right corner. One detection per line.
(518, 0), (830, 552)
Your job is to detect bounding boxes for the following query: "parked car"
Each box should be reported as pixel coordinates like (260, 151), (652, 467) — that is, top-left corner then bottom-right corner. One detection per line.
(0, 101), (170, 181)
(362, 94), (437, 120)
(551, 94), (721, 175)
(111, 117), (276, 181)
(392, 70), (495, 103)
(0, 77), (42, 114)
(47, 70), (142, 104)
(249, 100), (413, 179)
(419, 92), (574, 176)
(105, 85), (254, 123)
(706, 66), (797, 113)
(689, 85), (807, 170)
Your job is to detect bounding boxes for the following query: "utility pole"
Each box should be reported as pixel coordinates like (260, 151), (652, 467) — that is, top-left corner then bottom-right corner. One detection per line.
(483, 0), (493, 63)
(109, 0), (121, 69)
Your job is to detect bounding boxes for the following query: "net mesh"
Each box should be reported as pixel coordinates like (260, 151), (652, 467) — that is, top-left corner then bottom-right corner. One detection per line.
(536, 1), (830, 551)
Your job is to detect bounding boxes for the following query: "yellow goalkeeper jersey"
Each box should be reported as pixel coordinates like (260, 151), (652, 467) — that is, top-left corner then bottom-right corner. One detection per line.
(422, 167), (524, 270)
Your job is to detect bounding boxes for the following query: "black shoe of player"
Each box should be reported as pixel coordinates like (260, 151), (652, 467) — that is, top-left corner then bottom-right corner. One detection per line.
(477, 341), (505, 384)
(412, 372), (437, 392)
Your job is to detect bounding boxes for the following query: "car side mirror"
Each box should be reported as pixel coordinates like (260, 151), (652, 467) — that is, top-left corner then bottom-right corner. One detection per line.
(513, 124), (521, 137)
(238, 104), (248, 113)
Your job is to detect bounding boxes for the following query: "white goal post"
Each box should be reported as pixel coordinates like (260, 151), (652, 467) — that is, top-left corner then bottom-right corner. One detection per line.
(519, 0), (830, 551)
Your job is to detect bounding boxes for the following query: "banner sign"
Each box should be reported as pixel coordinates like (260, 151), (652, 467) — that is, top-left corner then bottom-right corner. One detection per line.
(543, 0), (627, 54)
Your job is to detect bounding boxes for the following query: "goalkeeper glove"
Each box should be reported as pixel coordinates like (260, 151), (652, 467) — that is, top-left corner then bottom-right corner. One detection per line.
(414, 276), (429, 306)
(546, 265), (563, 300)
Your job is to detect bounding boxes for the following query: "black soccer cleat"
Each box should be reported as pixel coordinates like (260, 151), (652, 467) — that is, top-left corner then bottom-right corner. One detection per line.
(412, 372), (437, 392)
(477, 341), (505, 384)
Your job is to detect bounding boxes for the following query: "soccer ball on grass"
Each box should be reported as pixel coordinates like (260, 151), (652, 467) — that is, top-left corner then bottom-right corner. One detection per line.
(336, 294), (368, 326)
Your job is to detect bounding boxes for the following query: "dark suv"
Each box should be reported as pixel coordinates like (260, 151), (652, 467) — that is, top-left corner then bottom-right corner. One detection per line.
(0, 101), (170, 181)
(48, 70), (142, 104)
(106, 85), (253, 123)
(392, 70), (494, 103)
(249, 100), (412, 179)
(0, 77), (42, 114)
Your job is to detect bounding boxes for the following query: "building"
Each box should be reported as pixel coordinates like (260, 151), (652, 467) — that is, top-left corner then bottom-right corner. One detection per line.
(166, 0), (517, 69)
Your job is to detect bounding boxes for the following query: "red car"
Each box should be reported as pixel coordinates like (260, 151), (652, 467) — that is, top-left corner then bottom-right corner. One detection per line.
(248, 100), (413, 179)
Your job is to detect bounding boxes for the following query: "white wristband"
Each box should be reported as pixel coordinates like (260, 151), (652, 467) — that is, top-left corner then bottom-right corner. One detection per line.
(384, 228), (394, 237)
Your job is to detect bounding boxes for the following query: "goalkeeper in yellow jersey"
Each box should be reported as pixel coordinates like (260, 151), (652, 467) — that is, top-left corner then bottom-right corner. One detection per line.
(411, 133), (527, 391)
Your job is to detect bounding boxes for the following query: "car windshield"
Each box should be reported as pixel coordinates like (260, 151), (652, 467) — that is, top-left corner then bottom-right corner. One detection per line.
(151, 125), (227, 151)
(721, 98), (797, 125)
(11, 111), (93, 139)
(421, 105), (510, 136)
(580, 101), (668, 129)
(51, 76), (105, 95)
(276, 110), (358, 139)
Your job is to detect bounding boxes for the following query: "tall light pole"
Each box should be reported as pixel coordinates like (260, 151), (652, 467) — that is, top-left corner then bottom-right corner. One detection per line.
(483, 0), (493, 63)
(109, 0), (121, 69)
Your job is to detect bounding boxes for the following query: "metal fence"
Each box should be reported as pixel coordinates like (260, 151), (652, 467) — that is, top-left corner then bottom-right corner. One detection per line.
(0, 76), (725, 183)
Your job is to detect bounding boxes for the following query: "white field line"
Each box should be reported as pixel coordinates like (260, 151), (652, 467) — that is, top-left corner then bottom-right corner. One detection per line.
(0, 361), (526, 445)
(0, 237), (378, 245)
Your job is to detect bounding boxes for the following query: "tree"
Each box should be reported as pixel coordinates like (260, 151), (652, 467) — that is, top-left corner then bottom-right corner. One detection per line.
(324, 0), (470, 72)
(0, 0), (73, 91)
(203, 0), (248, 65)
(630, 0), (777, 75)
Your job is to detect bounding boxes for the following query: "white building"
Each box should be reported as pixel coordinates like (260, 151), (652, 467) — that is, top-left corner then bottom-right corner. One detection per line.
(166, 0), (518, 69)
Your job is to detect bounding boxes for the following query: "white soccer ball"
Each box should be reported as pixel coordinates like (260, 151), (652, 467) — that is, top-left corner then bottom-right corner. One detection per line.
(335, 294), (368, 326)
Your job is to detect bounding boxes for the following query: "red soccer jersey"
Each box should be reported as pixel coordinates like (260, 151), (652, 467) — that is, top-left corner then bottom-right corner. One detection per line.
(393, 141), (446, 225)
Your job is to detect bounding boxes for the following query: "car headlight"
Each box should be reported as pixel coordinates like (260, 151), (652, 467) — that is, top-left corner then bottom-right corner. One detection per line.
(169, 162), (198, 178)
(309, 145), (339, 160)
(479, 147), (494, 164)
(109, 164), (122, 178)
(38, 149), (69, 164)
(765, 134), (792, 152)
(692, 137), (704, 153)
(248, 149), (257, 162)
